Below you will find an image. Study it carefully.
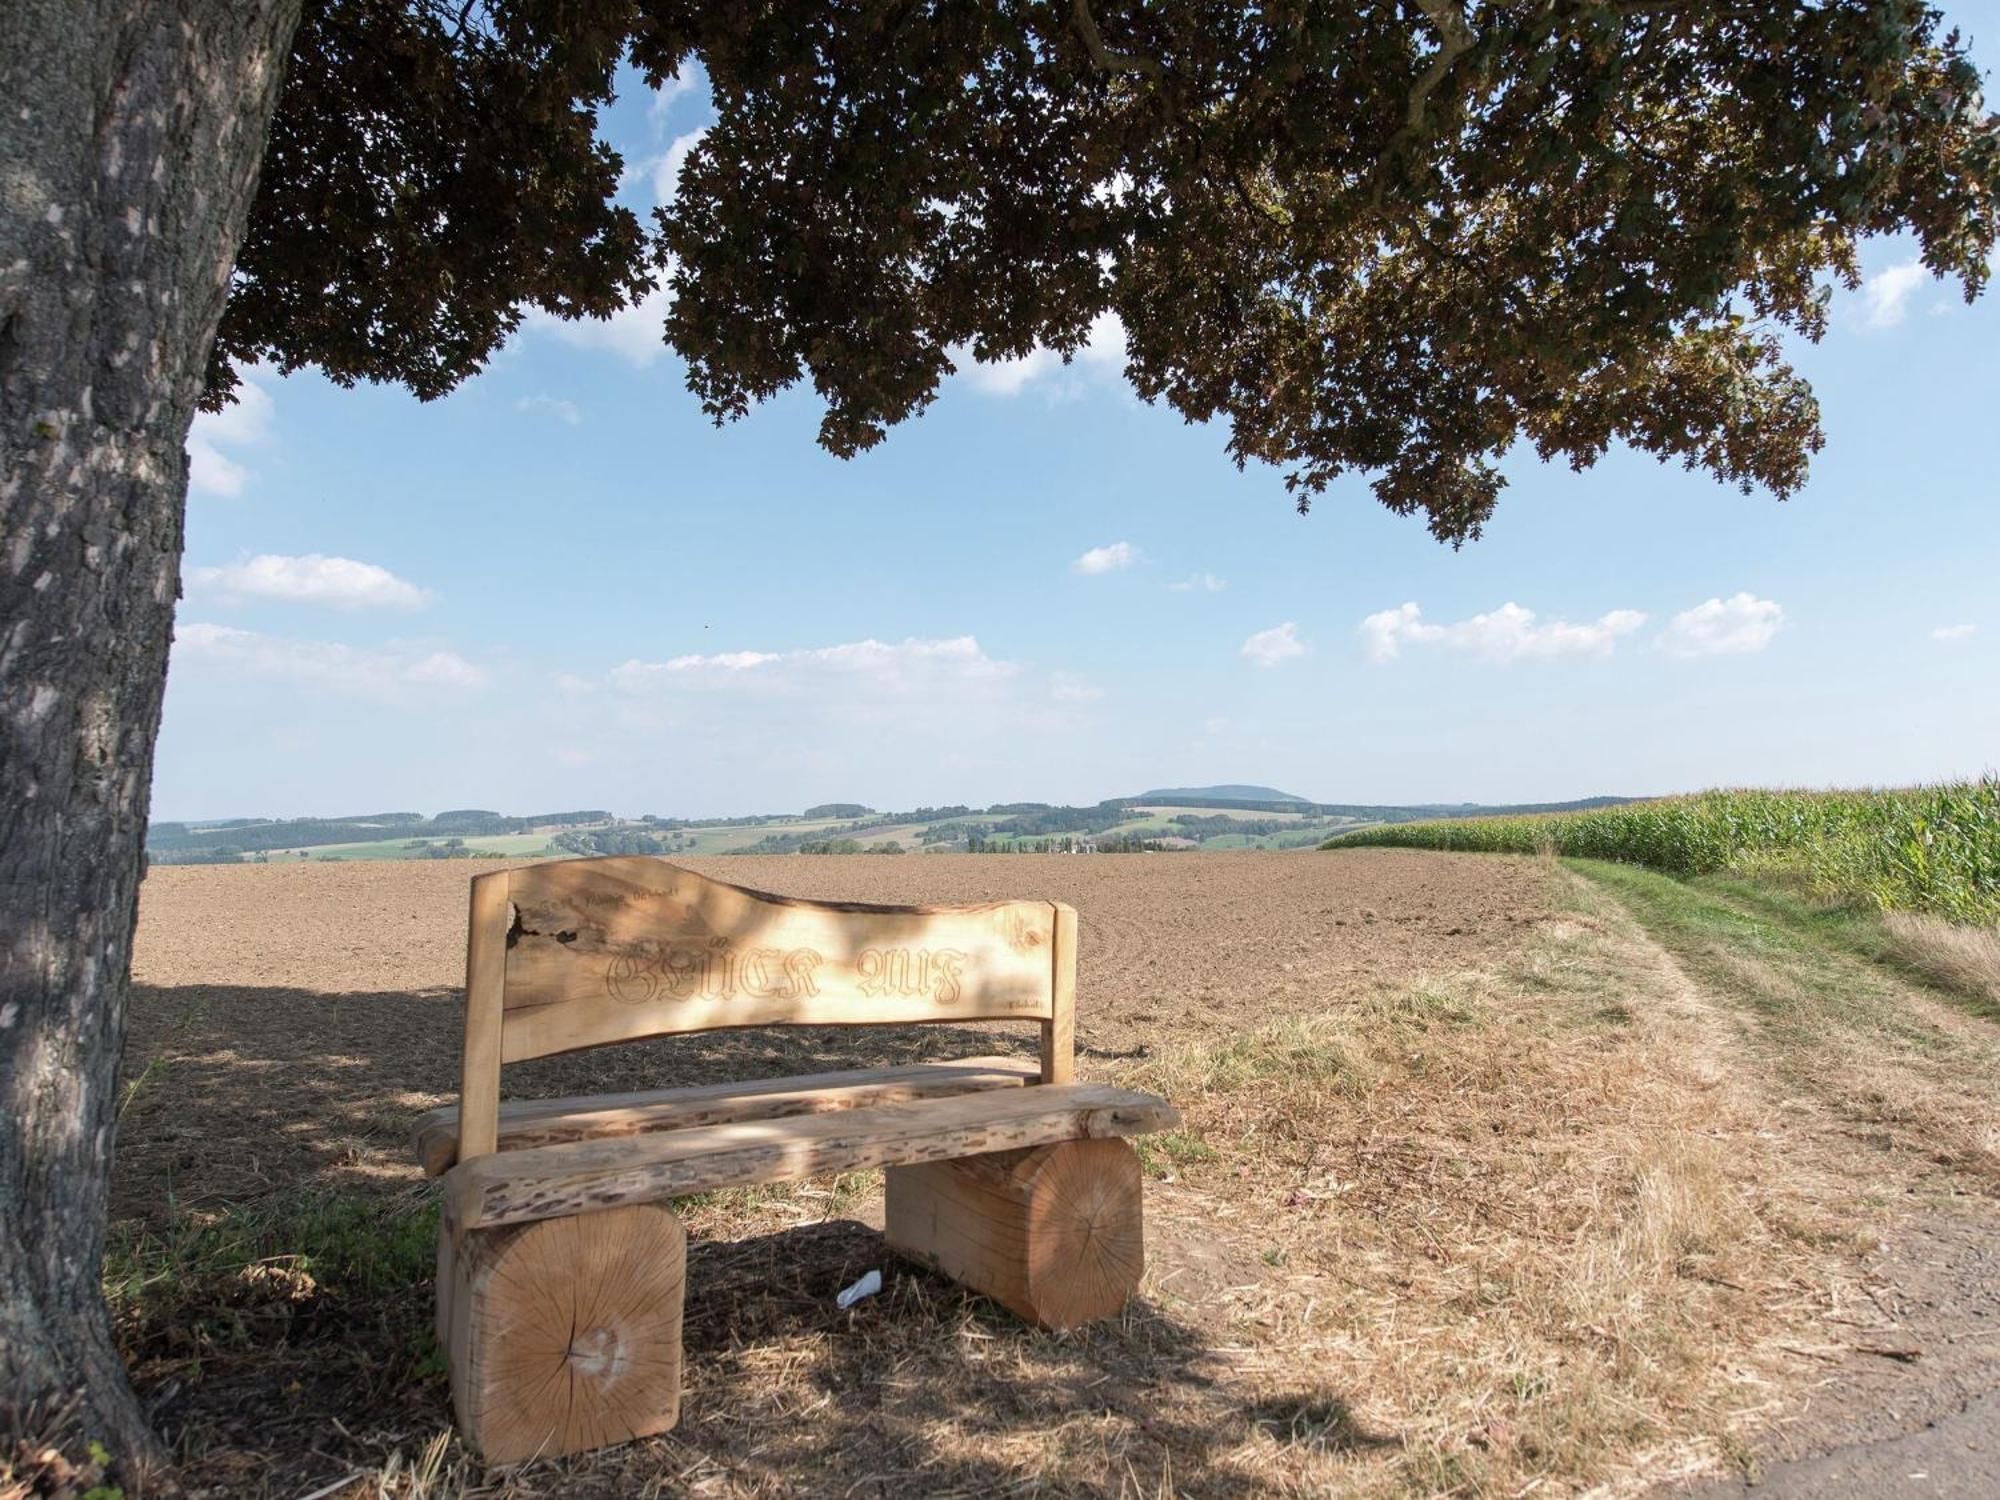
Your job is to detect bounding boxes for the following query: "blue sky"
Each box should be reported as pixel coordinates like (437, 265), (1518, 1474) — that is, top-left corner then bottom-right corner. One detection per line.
(156, 17), (2000, 820)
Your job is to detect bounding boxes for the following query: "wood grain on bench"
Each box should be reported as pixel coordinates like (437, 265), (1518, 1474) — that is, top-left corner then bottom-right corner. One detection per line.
(430, 856), (1164, 1461)
(412, 1055), (1039, 1176)
(443, 1082), (1178, 1230)
(494, 859), (1061, 1064)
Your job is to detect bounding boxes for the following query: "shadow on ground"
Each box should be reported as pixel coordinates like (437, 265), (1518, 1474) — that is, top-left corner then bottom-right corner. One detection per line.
(116, 981), (1043, 1218)
(140, 1215), (1378, 1497)
(116, 982), (1381, 1494)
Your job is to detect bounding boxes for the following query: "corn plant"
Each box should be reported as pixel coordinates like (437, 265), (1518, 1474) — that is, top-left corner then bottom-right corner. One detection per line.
(1323, 780), (2000, 926)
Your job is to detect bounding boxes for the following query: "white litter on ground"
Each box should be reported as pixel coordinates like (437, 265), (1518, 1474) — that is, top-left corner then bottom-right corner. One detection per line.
(836, 1269), (883, 1309)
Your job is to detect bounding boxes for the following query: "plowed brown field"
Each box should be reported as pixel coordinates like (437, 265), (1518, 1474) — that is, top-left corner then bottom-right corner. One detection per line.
(105, 851), (2000, 1499)
(124, 851), (1546, 1216)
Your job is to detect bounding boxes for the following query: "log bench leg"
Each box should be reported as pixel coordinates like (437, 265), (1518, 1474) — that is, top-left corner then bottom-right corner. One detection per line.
(884, 1138), (1144, 1329)
(438, 1202), (686, 1463)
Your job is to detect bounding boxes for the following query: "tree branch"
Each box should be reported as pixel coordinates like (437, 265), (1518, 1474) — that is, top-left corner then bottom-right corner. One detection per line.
(1366, 1), (1477, 206)
(1071, 0), (1162, 79)
(1228, 167), (1292, 229)
(1404, 1), (1475, 135)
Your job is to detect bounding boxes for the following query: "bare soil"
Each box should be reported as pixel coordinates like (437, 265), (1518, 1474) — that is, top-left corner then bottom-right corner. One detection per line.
(95, 851), (2000, 1498)
(121, 851), (1543, 1219)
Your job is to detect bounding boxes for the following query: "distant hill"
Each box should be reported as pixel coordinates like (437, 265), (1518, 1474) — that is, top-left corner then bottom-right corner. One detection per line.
(150, 791), (1648, 864)
(1134, 784), (1309, 805)
(147, 808), (609, 862)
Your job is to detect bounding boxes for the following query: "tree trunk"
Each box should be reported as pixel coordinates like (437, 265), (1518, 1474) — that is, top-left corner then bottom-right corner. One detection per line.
(0, 0), (303, 1468)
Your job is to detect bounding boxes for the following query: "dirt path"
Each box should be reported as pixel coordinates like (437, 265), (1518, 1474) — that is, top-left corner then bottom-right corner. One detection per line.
(1669, 1207), (2000, 1498)
(1699, 1392), (2000, 1497)
(1563, 862), (2000, 1498)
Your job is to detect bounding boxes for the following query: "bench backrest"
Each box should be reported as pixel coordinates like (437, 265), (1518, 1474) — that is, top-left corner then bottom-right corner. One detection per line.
(455, 857), (1077, 1160)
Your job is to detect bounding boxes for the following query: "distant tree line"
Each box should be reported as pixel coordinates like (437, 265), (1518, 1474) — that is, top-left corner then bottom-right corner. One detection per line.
(1167, 814), (1329, 838)
(145, 793), (1646, 867)
(647, 812), (790, 831)
(988, 806), (1132, 837)
(969, 834), (1169, 854)
(147, 819), (399, 855)
(146, 808), (608, 859)
(147, 846), (250, 866)
(552, 829), (679, 857)
(1104, 795), (1642, 821)
(407, 838), (505, 860)
(737, 830), (815, 855)
(429, 808), (609, 834)
(1102, 795), (1320, 815)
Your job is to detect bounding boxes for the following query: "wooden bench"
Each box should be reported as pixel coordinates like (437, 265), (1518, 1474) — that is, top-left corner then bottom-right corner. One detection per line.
(414, 857), (1177, 1463)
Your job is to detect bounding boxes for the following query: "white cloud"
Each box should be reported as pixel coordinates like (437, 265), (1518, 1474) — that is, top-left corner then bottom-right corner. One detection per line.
(961, 345), (1063, 397)
(648, 64), (705, 125)
(1076, 310), (1126, 372)
(194, 382), (274, 446)
(1659, 594), (1786, 658)
(1050, 672), (1103, 703)
(1072, 541), (1140, 575)
(964, 344), (1072, 396)
(1168, 573), (1227, 593)
(1363, 596), (1781, 663)
(620, 649), (782, 680)
(1861, 261), (1926, 328)
(514, 394), (581, 426)
(188, 443), (250, 499)
(404, 651), (487, 687)
(652, 127), (708, 205)
(957, 311), (1127, 399)
(187, 373), (274, 498)
(1931, 623), (1977, 642)
(187, 554), (431, 611)
(610, 635), (1016, 697)
(1242, 622), (1307, 668)
(173, 623), (487, 696)
(536, 634), (1073, 799)
(1361, 601), (1647, 664)
(529, 282), (673, 368)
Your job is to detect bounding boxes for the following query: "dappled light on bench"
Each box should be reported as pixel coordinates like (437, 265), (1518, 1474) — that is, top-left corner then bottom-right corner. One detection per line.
(428, 857), (1175, 1462)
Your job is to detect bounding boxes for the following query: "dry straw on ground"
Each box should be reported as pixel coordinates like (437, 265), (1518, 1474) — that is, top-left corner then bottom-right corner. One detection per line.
(28, 852), (2000, 1497)
(1884, 910), (2000, 1010)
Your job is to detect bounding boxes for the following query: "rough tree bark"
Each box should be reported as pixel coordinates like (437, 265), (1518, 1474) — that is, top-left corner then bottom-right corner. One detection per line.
(0, 0), (304, 1463)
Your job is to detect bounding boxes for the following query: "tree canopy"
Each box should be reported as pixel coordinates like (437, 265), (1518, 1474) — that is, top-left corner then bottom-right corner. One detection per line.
(210, 1), (1999, 542)
(3, 0), (1995, 1469)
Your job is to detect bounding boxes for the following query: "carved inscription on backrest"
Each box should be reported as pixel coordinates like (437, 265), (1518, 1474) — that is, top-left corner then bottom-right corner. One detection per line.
(493, 859), (1056, 1062)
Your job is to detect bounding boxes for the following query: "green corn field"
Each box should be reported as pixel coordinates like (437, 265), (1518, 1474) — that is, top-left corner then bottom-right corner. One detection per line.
(1322, 779), (2000, 926)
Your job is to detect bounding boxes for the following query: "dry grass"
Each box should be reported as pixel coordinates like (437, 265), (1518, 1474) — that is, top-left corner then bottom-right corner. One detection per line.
(89, 853), (2000, 1497)
(1882, 911), (2000, 1010)
(2, 1410), (120, 1500)
(1574, 861), (2000, 1189)
(1112, 890), (1852, 1496)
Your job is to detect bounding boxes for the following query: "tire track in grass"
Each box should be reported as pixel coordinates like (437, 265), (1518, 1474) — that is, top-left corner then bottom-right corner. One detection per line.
(1563, 859), (1998, 1093)
(1565, 857), (2000, 1500)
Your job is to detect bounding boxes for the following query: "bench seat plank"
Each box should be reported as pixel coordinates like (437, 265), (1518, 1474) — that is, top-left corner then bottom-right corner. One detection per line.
(413, 1056), (1039, 1176)
(443, 1083), (1178, 1231)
